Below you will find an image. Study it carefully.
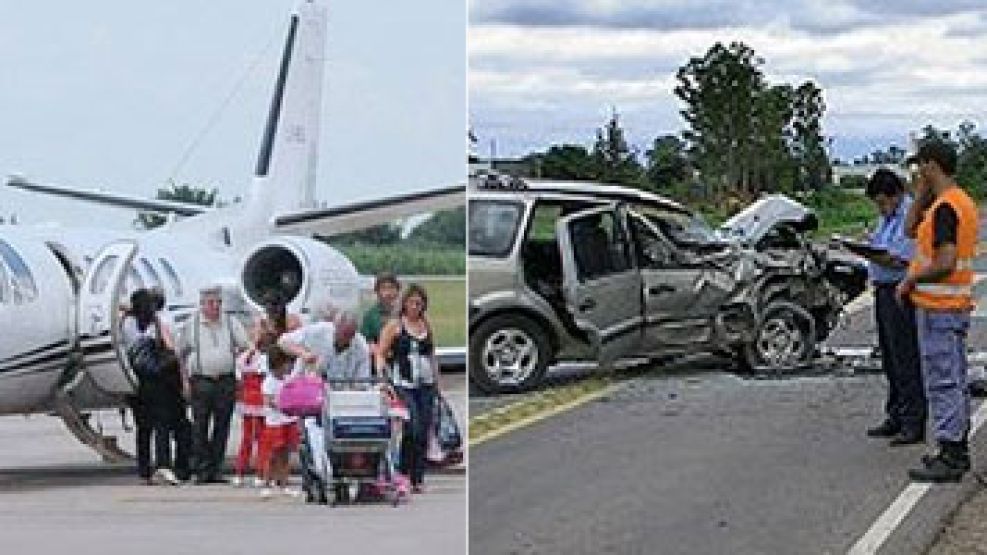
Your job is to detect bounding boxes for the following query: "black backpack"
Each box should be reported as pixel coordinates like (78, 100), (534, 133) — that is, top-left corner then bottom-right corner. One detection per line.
(129, 337), (161, 378)
(127, 320), (174, 379)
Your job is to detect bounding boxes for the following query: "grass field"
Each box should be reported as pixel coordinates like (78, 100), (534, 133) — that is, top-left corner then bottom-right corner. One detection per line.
(359, 276), (466, 348)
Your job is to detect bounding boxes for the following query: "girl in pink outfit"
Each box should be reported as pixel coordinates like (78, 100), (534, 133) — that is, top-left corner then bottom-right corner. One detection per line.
(260, 345), (301, 498)
(233, 291), (302, 487)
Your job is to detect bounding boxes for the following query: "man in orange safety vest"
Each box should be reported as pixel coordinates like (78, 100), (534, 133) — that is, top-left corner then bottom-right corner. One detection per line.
(896, 139), (979, 482)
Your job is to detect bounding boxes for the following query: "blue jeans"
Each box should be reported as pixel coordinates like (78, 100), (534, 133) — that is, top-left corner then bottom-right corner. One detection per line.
(396, 385), (436, 486)
(916, 308), (971, 442)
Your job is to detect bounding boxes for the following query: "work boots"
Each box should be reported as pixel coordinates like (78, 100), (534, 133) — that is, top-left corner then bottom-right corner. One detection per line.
(909, 440), (970, 483)
(866, 420), (900, 438)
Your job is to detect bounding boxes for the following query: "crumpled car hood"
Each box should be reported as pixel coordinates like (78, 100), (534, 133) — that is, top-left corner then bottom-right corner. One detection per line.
(719, 194), (819, 246)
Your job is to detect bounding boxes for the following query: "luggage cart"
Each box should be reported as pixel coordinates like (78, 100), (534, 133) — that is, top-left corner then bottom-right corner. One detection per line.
(300, 377), (406, 507)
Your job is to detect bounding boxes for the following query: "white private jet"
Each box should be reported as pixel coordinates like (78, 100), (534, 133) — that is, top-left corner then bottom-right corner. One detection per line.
(0, 0), (464, 462)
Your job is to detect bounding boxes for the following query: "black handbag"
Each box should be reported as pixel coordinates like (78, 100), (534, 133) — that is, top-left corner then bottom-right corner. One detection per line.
(435, 394), (462, 452)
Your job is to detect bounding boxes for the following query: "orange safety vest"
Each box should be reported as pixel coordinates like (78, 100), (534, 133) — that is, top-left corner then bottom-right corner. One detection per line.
(908, 185), (979, 311)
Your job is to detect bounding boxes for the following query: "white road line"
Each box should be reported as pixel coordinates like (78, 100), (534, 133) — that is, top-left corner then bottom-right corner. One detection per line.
(847, 400), (987, 555)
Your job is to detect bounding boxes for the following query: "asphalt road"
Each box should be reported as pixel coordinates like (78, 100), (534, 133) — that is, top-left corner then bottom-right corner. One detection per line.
(472, 371), (949, 554)
(470, 213), (987, 555)
(0, 373), (468, 555)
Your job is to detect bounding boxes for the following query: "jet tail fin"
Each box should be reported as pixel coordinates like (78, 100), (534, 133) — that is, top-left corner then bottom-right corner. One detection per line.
(249, 0), (327, 216)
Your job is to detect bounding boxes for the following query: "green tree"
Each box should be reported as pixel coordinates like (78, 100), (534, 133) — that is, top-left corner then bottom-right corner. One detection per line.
(333, 223), (402, 246)
(750, 83), (796, 193)
(675, 41), (767, 196)
(592, 109), (645, 186)
(791, 81), (829, 190)
(887, 145), (906, 164)
(955, 121), (987, 199)
(644, 135), (690, 190)
(135, 181), (217, 230)
(522, 144), (598, 181)
(912, 122), (987, 199)
(407, 206), (465, 247)
(674, 42), (830, 196)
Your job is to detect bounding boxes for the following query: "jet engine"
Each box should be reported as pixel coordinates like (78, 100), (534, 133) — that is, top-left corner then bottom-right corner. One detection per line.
(239, 236), (361, 318)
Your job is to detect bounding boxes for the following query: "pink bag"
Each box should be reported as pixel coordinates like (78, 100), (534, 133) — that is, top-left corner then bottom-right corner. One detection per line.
(277, 374), (325, 417)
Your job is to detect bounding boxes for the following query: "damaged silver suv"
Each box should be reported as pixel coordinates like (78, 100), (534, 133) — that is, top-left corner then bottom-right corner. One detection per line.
(468, 172), (868, 394)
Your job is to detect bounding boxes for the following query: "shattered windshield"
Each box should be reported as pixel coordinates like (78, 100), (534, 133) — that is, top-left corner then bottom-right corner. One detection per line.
(634, 206), (720, 245)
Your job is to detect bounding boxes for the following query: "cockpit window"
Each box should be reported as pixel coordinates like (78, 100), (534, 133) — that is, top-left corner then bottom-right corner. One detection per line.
(469, 200), (523, 257)
(0, 239), (38, 303)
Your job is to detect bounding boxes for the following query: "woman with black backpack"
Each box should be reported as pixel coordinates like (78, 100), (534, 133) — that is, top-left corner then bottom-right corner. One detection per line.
(122, 288), (190, 485)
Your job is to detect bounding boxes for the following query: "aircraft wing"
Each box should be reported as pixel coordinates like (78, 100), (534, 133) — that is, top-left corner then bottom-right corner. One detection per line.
(273, 184), (465, 237)
(5, 176), (211, 217)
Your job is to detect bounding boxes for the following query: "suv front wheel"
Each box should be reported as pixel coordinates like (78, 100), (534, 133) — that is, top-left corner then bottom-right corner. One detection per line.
(740, 300), (816, 372)
(470, 314), (551, 394)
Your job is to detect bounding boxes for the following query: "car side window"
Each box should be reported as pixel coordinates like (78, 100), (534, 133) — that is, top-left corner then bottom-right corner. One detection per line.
(569, 211), (631, 281)
(469, 199), (523, 257)
(629, 214), (674, 268)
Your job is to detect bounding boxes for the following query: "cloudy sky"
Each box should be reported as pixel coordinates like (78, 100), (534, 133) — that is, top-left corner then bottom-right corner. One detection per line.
(470, 0), (987, 161)
(0, 0), (465, 228)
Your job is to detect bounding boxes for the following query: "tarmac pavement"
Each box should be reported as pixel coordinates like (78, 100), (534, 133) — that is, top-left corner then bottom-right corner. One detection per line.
(0, 372), (467, 554)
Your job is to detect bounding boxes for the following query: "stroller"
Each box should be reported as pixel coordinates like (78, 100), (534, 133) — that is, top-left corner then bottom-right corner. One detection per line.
(299, 377), (407, 506)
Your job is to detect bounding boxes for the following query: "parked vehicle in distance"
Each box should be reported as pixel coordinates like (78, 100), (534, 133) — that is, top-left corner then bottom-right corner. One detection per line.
(467, 171), (868, 394)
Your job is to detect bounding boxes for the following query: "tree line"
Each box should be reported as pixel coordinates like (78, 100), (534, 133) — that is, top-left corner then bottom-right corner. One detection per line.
(509, 41), (987, 203)
(135, 181), (465, 249)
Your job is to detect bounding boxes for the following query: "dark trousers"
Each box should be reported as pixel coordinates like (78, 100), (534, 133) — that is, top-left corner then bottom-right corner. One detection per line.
(190, 374), (236, 479)
(154, 385), (192, 480)
(396, 384), (436, 486)
(132, 377), (192, 480)
(131, 388), (154, 480)
(875, 285), (926, 432)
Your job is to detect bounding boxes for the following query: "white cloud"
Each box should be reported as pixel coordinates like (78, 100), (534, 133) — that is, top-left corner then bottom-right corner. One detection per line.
(470, 10), (987, 158)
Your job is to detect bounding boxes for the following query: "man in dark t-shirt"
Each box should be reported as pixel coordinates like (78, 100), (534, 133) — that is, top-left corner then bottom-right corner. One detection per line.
(362, 272), (401, 372)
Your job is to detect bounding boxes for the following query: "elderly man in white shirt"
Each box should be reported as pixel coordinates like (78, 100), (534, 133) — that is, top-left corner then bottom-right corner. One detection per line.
(176, 285), (252, 484)
(278, 309), (372, 485)
(278, 309), (372, 382)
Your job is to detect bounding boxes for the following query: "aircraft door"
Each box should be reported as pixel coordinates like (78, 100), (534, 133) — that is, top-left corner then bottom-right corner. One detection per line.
(77, 240), (139, 395)
(557, 205), (643, 367)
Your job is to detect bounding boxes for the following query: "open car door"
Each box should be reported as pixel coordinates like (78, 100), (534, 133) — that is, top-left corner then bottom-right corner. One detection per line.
(557, 205), (643, 366)
(77, 240), (139, 395)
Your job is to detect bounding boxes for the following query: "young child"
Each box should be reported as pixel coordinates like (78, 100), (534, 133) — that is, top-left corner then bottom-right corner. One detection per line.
(233, 349), (265, 487)
(260, 345), (302, 498)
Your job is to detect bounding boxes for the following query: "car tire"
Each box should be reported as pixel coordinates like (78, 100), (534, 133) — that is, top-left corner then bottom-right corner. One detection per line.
(470, 314), (551, 395)
(741, 300), (815, 373)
